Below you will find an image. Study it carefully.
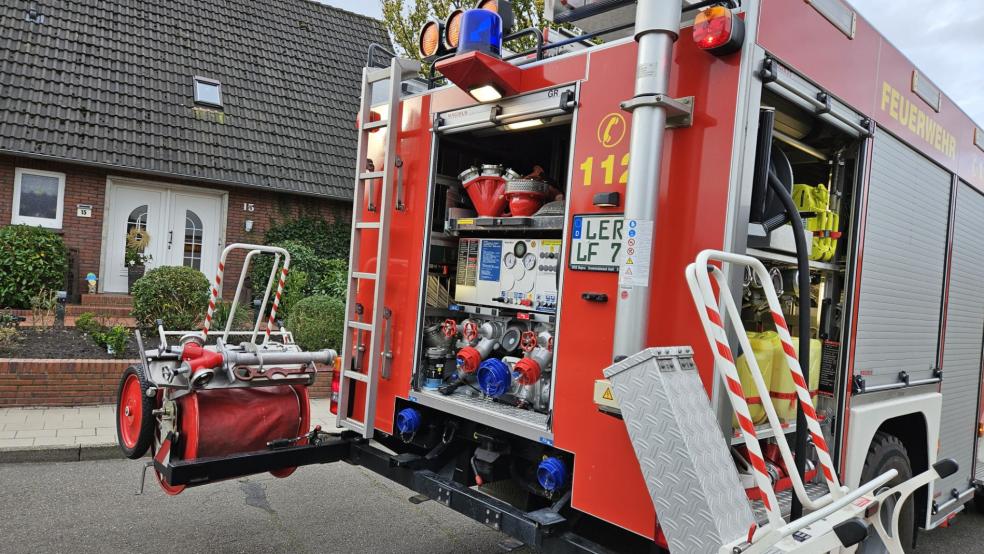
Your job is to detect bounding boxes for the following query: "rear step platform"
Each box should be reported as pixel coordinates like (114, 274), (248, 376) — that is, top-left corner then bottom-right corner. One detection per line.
(751, 482), (830, 527)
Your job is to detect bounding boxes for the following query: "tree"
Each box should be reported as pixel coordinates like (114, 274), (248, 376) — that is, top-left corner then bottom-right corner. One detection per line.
(380, 0), (557, 64)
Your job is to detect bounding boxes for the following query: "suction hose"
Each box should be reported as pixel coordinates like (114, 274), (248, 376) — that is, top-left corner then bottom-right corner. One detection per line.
(767, 168), (812, 520)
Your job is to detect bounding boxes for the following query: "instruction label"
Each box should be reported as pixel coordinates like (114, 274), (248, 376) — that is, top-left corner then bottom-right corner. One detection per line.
(618, 219), (653, 287)
(479, 240), (502, 282)
(818, 340), (840, 397)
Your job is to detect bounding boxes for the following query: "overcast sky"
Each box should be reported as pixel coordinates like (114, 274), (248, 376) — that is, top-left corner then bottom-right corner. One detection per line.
(318, 1), (984, 126)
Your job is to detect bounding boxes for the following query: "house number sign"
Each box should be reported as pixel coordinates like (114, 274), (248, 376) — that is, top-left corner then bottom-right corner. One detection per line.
(243, 203), (255, 212)
(77, 204), (93, 218)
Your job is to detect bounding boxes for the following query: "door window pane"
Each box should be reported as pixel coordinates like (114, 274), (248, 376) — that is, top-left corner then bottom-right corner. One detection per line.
(184, 210), (203, 270)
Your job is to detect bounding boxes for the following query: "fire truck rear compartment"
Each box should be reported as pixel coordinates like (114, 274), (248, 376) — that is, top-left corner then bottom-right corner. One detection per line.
(410, 119), (574, 440)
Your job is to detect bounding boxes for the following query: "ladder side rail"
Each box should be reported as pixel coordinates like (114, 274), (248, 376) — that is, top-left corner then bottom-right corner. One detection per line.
(359, 59), (406, 436)
(251, 253), (280, 345)
(695, 250), (844, 499)
(223, 249), (261, 342)
(262, 254), (291, 345)
(685, 263), (784, 532)
(704, 264), (840, 511)
(337, 67), (378, 434)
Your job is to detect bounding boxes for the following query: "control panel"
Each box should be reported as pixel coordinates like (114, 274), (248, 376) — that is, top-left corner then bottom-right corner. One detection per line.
(455, 238), (561, 313)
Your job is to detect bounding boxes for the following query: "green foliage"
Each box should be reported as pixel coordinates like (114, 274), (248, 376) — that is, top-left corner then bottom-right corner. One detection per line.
(75, 312), (102, 335)
(131, 266), (209, 331)
(285, 295), (346, 352)
(249, 240), (327, 299)
(93, 324), (130, 359)
(0, 326), (19, 347)
(313, 258), (349, 300)
(210, 300), (253, 332)
(263, 217), (350, 261)
(0, 225), (68, 309)
(0, 313), (21, 328)
(278, 270), (309, 320)
(29, 288), (58, 331)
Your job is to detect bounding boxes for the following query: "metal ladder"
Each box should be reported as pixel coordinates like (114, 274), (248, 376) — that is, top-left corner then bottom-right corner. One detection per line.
(336, 56), (420, 439)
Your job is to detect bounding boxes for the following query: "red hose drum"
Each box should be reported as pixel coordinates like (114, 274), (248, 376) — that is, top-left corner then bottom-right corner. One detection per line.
(157, 384), (310, 494)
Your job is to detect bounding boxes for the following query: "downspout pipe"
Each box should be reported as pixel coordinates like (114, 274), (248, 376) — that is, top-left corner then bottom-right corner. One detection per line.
(612, 0), (684, 361)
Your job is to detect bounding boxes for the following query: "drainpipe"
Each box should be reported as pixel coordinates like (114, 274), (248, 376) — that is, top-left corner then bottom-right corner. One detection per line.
(612, 0), (683, 361)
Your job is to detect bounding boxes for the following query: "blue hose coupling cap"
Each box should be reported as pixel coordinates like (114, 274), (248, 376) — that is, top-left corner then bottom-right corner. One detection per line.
(537, 457), (567, 492)
(395, 407), (422, 435)
(477, 358), (511, 397)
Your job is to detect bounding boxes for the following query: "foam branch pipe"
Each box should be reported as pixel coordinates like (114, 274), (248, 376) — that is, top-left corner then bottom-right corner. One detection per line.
(767, 168), (812, 521)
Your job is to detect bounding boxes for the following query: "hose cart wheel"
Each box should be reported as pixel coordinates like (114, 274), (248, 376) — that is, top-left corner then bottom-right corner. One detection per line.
(116, 365), (156, 459)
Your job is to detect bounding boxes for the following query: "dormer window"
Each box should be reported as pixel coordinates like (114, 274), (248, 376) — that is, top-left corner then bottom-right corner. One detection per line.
(194, 76), (223, 108)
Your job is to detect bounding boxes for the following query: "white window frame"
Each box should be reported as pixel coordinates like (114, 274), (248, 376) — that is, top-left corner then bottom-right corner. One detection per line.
(12, 168), (66, 229)
(193, 76), (223, 108)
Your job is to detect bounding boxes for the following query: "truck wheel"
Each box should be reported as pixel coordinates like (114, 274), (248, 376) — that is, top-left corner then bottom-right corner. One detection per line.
(859, 432), (916, 553)
(974, 485), (984, 514)
(116, 365), (155, 459)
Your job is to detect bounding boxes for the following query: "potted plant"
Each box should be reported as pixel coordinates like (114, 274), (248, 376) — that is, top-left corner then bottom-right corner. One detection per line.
(125, 228), (153, 293)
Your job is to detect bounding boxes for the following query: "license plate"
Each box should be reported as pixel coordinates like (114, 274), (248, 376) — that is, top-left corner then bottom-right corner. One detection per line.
(569, 214), (623, 272)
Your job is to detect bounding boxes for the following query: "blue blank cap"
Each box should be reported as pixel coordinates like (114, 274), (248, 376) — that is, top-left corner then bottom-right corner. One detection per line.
(537, 457), (567, 492)
(396, 407), (422, 435)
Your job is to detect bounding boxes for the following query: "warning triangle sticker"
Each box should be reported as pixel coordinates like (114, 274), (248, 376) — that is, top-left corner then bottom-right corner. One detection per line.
(602, 388), (614, 401)
(626, 258), (634, 265)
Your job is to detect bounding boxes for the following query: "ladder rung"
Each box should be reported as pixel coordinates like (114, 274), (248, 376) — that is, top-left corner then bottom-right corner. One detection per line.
(359, 171), (384, 180)
(348, 321), (373, 331)
(352, 272), (377, 280)
(355, 222), (380, 230)
(343, 370), (369, 383)
(367, 67), (390, 83)
(362, 120), (388, 131)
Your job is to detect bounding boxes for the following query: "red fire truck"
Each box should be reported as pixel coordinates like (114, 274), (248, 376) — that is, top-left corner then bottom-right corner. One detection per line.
(119, 0), (984, 552)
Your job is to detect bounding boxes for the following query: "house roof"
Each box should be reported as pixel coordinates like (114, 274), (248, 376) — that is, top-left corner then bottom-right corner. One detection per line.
(0, 0), (391, 199)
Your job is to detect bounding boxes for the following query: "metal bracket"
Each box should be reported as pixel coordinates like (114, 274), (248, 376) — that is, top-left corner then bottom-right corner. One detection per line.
(852, 374), (866, 394)
(395, 157), (405, 211)
(381, 308), (393, 379)
(482, 507), (502, 530)
(619, 94), (694, 129)
(437, 485), (452, 506)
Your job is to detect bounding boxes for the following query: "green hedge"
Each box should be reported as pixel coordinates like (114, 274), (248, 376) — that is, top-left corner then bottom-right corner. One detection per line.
(264, 216), (349, 260)
(131, 266), (209, 330)
(285, 295), (345, 352)
(0, 225), (68, 308)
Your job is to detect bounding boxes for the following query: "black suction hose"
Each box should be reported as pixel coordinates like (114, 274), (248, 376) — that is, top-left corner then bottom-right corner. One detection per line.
(767, 169), (812, 521)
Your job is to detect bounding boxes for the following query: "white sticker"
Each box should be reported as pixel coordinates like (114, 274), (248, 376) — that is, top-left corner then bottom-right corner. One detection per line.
(618, 219), (653, 287)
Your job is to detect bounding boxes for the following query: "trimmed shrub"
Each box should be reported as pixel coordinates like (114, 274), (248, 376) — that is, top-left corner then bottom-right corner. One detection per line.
(0, 225), (69, 308)
(131, 266), (209, 330)
(264, 217), (350, 261)
(285, 295), (345, 352)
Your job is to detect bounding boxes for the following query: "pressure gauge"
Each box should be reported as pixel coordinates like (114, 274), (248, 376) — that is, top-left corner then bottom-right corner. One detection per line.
(513, 241), (528, 258)
(503, 252), (516, 269)
(523, 253), (537, 270)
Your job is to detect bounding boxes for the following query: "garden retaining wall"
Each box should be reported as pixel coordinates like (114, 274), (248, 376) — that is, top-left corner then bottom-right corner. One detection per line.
(0, 359), (331, 407)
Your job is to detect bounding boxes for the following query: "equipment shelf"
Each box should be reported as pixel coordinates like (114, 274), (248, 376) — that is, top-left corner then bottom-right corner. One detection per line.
(447, 215), (565, 235)
(746, 247), (844, 272)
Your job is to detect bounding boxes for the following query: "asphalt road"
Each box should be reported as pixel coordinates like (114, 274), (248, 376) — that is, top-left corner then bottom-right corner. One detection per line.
(0, 458), (980, 553)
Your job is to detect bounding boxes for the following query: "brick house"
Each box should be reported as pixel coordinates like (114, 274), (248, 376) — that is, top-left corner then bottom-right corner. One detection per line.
(0, 0), (387, 297)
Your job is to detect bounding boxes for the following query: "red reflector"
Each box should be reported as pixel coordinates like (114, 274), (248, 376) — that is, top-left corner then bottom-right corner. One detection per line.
(330, 361), (341, 415)
(693, 6), (743, 55)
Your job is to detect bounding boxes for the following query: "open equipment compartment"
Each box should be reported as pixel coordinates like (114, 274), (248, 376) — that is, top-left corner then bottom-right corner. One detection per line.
(737, 85), (866, 475)
(409, 84), (577, 441)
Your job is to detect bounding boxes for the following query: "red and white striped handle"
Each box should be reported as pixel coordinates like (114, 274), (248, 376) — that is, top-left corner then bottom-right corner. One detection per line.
(264, 265), (289, 343)
(202, 261), (225, 338)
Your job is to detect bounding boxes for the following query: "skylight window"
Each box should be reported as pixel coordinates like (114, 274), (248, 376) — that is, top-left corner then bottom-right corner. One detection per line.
(193, 76), (223, 108)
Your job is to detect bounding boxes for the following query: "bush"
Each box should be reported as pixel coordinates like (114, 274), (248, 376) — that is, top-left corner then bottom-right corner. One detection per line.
(210, 300), (254, 332)
(93, 324), (130, 359)
(131, 266), (209, 330)
(249, 240), (329, 299)
(285, 295), (345, 352)
(75, 312), (102, 335)
(0, 225), (68, 308)
(264, 217), (350, 261)
(313, 258), (349, 300)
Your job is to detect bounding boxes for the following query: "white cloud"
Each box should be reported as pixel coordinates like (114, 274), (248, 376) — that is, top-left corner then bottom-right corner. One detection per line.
(850, 0), (984, 127)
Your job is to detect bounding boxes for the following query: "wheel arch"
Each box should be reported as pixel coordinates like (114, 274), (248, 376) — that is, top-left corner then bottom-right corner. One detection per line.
(843, 391), (942, 527)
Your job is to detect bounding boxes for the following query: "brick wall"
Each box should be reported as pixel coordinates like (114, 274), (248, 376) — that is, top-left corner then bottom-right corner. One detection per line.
(0, 154), (349, 299)
(0, 358), (331, 407)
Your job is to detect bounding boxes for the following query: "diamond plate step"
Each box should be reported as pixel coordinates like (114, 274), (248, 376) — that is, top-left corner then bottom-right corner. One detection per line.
(605, 346), (754, 554)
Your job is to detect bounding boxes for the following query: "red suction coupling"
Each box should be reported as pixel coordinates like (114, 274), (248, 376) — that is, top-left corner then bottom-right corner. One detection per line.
(463, 176), (508, 217)
(456, 346), (483, 373)
(514, 357), (541, 385)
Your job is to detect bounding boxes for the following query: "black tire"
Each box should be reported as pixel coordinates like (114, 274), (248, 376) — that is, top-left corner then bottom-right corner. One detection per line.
(974, 485), (984, 514)
(115, 365), (156, 459)
(859, 432), (916, 553)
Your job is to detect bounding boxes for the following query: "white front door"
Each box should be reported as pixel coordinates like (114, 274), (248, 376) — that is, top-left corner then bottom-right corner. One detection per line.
(165, 192), (221, 283)
(103, 180), (225, 293)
